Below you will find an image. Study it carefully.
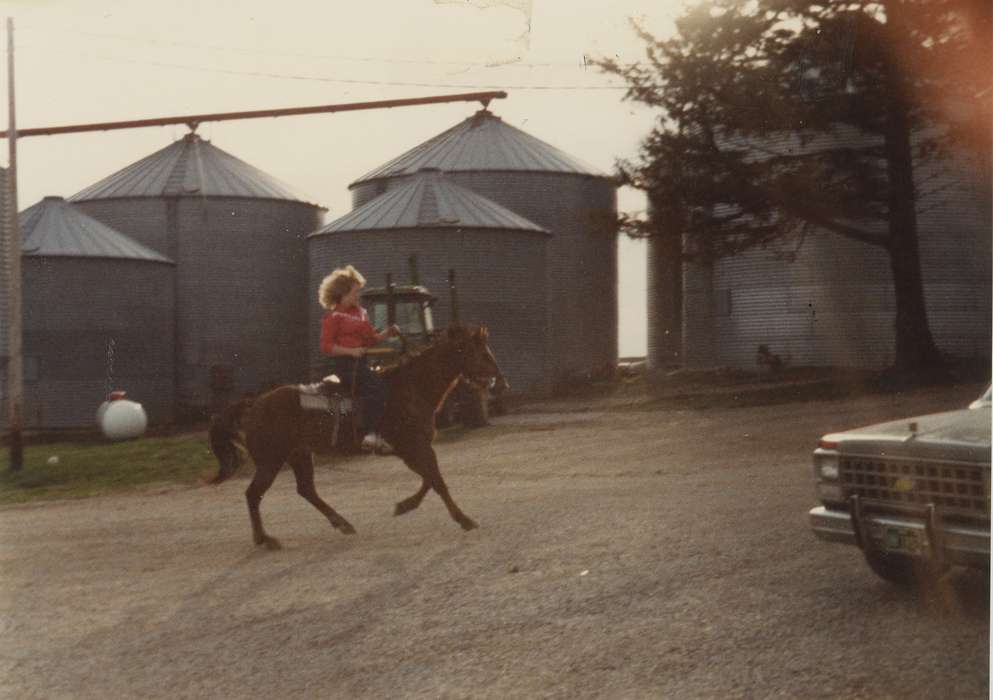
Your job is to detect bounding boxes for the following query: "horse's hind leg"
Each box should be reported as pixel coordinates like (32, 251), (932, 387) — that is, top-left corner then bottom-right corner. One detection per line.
(246, 463), (283, 550)
(288, 450), (356, 535)
(402, 445), (477, 531)
(394, 478), (430, 517)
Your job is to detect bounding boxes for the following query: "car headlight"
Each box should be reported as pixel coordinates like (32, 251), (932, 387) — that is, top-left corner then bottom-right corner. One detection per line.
(813, 448), (840, 480)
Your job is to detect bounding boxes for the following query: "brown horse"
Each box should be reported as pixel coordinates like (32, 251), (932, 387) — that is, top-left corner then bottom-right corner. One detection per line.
(208, 323), (502, 549)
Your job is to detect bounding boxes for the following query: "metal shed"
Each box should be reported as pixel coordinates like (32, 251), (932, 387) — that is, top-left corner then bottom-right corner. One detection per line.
(309, 169), (551, 393)
(348, 109), (618, 390)
(19, 196), (176, 428)
(665, 133), (992, 370)
(70, 133), (325, 417)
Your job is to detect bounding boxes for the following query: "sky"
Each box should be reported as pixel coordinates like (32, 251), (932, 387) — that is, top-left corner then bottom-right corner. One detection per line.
(0, 0), (694, 357)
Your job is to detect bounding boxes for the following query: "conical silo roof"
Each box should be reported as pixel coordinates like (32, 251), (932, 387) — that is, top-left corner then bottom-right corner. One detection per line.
(315, 170), (547, 235)
(350, 109), (604, 188)
(20, 196), (174, 263)
(70, 132), (320, 205)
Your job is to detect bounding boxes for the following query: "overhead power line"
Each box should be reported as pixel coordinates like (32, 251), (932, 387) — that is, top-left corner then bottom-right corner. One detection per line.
(28, 47), (629, 91)
(21, 23), (636, 70)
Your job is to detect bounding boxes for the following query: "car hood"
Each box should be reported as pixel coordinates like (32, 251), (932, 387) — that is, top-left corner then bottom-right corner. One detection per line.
(823, 406), (991, 463)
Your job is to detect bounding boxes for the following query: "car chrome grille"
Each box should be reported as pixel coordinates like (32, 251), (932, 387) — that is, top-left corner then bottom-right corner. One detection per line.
(840, 456), (991, 519)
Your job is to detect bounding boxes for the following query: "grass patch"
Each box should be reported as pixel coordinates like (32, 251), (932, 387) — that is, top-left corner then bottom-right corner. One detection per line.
(0, 431), (218, 505)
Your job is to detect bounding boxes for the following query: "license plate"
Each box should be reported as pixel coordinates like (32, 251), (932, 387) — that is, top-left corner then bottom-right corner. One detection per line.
(881, 526), (928, 555)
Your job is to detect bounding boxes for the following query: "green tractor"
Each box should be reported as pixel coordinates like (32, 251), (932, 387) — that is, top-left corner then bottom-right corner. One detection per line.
(360, 266), (504, 428)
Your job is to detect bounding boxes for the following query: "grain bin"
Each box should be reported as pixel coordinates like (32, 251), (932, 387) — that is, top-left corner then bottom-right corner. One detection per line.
(19, 197), (176, 428)
(71, 133), (325, 417)
(676, 135), (992, 370)
(309, 170), (550, 393)
(348, 109), (618, 391)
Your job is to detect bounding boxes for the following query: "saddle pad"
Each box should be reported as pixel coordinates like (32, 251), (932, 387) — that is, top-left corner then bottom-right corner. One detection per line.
(299, 392), (353, 413)
(299, 374), (343, 395)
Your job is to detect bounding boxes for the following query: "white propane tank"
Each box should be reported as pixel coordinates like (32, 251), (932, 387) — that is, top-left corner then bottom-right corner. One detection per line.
(97, 390), (148, 440)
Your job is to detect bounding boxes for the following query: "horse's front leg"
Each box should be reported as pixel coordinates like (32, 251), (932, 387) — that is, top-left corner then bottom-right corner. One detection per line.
(401, 444), (477, 531)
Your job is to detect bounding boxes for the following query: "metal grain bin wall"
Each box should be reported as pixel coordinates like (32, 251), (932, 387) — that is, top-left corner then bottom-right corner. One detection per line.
(436, 172), (616, 386)
(349, 111), (618, 388)
(679, 138), (991, 370)
(71, 134), (325, 415)
(912, 151), (992, 360)
(309, 172), (551, 394)
(698, 233), (895, 369)
(19, 197), (176, 428)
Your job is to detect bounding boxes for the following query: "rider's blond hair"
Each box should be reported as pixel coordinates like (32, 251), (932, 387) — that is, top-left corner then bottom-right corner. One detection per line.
(318, 265), (366, 309)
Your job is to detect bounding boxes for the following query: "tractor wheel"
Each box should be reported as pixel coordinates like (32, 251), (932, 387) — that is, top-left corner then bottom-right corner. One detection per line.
(435, 397), (458, 429)
(460, 387), (489, 428)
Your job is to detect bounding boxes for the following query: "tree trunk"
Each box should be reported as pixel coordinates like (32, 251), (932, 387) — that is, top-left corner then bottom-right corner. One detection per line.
(882, 0), (943, 374)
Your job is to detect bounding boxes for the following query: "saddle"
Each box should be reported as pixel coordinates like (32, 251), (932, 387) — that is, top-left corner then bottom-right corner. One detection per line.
(297, 374), (359, 449)
(297, 375), (354, 413)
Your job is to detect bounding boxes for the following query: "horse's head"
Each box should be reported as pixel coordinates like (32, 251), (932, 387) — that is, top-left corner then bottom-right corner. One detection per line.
(446, 324), (503, 390)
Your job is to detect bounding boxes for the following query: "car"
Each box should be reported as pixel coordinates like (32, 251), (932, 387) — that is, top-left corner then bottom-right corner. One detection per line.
(809, 385), (991, 585)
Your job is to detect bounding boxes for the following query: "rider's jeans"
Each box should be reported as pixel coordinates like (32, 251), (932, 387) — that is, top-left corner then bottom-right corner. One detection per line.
(328, 356), (387, 434)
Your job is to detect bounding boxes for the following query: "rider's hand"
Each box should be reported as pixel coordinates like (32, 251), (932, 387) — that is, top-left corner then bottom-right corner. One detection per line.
(353, 346), (367, 358)
(388, 324), (401, 338)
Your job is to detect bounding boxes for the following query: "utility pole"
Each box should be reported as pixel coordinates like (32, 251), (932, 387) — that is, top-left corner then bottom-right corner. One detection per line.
(5, 17), (22, 471)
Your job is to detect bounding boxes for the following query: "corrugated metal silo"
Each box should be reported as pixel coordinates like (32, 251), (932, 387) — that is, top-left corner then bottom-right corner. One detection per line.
(309, 170), (550, 393)
(677, 133), (992, 370)
(70, 133), (325, 416)
(20, 197), (176, 428)
(348, 109), (618, 390)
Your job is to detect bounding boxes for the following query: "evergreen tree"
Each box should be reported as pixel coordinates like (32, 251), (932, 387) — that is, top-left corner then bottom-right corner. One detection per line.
(600, 0), (990, 373)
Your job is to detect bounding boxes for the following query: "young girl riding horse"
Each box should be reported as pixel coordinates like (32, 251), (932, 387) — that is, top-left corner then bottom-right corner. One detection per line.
(318, 265), (400, 454)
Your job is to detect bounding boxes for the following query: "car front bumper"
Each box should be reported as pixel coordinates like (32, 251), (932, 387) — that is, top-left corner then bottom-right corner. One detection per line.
(810, 506), (990, 569)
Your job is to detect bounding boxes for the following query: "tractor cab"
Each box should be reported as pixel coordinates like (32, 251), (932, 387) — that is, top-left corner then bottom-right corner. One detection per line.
(360, 269), (502, 428)
(360, 284), (438, 366)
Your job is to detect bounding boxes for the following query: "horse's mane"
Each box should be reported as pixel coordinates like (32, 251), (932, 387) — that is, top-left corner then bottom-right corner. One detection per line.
(383, 324), (479, 380)
(382, 333), (452, 379)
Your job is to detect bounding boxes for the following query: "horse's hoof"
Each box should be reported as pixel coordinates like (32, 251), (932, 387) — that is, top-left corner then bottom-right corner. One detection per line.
(338, 522), (357, 535)
(259, 536), (282, 550)
(459, 517), (478, 531)
(394, 502), (414, 516)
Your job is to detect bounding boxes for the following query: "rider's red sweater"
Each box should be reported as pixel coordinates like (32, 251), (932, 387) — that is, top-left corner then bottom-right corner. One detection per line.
(320, 305), (378, 356)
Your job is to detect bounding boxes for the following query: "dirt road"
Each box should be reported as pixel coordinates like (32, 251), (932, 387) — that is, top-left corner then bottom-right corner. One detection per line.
(0, 383), (988, 699)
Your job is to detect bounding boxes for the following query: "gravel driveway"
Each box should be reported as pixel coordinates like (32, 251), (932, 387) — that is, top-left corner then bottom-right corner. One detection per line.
(0, 383), (988, 699)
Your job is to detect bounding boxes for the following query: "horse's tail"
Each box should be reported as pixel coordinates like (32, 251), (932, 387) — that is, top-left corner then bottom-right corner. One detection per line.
(207, 397), (254, 485)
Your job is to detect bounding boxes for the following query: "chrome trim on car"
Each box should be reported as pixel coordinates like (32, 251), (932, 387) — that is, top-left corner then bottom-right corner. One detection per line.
(810, 506), (990, 566)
